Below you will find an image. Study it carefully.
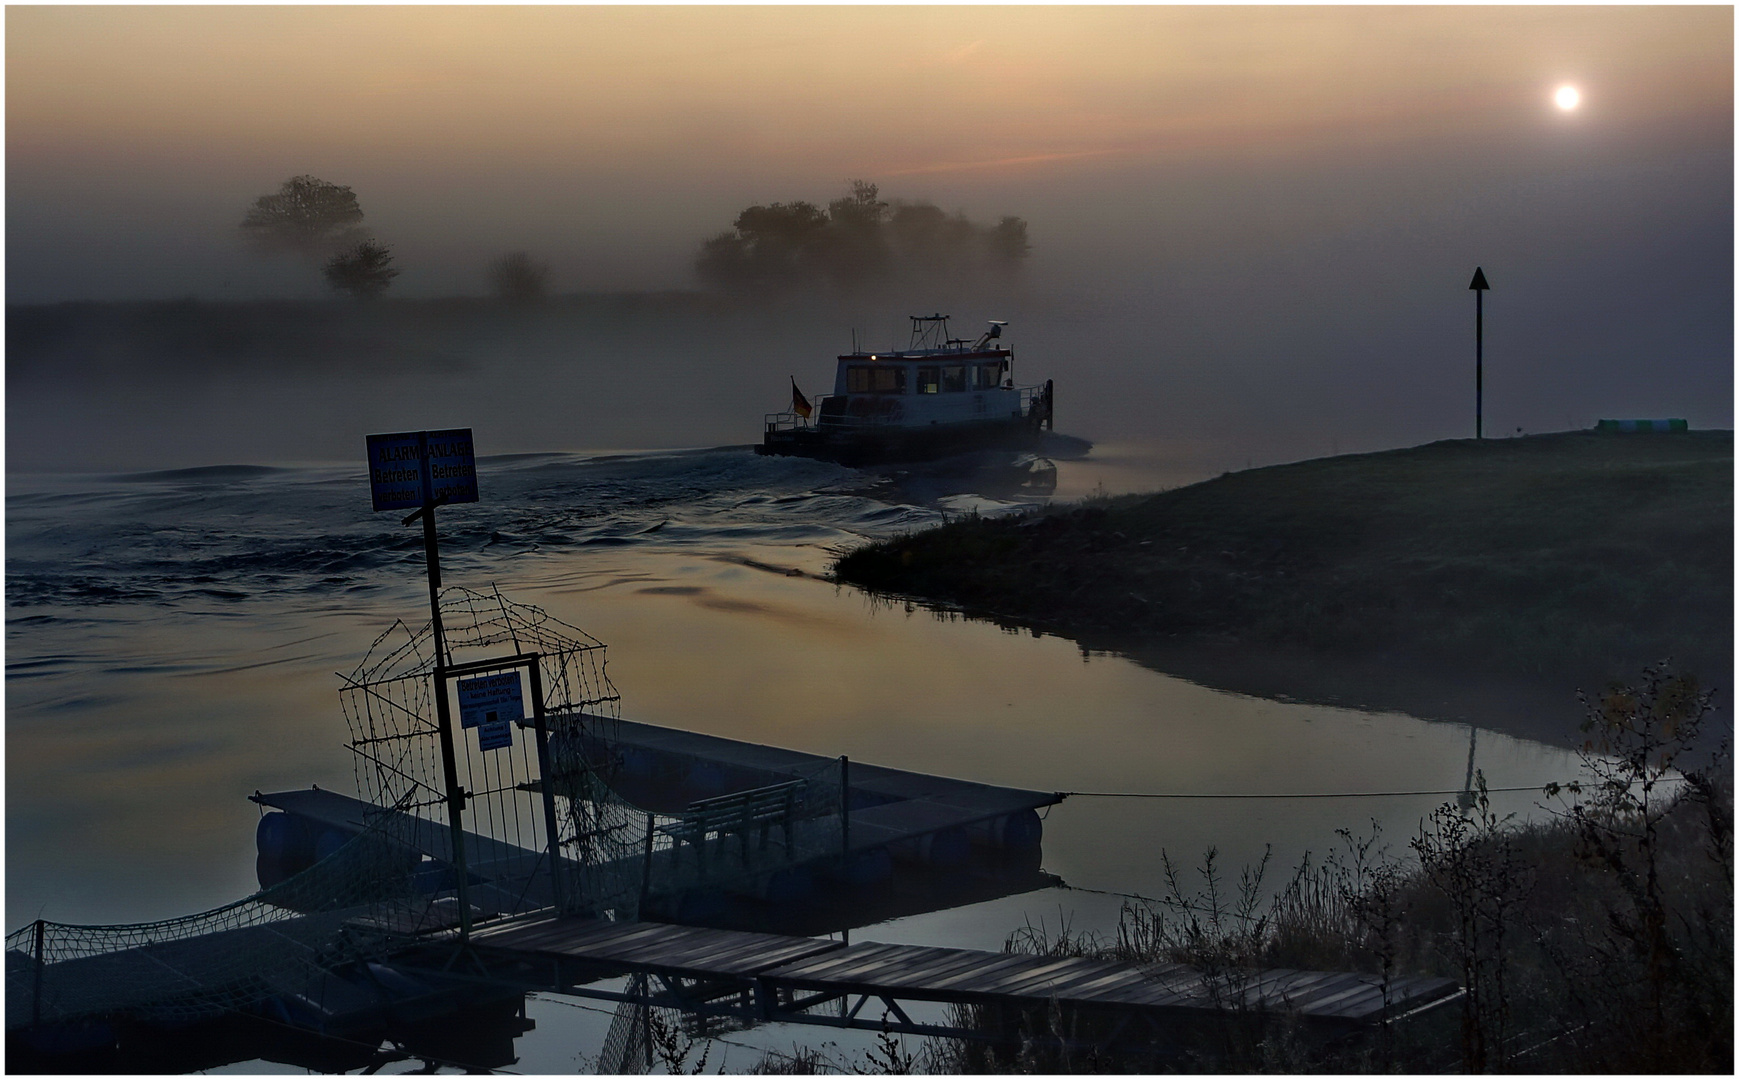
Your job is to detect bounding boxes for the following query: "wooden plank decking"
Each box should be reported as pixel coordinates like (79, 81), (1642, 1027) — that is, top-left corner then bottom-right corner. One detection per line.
(763, 940), (1440, 1023)
(471, 913), (1460, 1029)
(475, 914), (840, 978)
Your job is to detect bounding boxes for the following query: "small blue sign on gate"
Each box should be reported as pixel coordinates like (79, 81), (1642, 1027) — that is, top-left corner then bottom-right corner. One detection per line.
(367, 428), (479, 512)
(456, 671), (525, 729)
(458, 671), (522, 753)
(476, 720), (514, 752)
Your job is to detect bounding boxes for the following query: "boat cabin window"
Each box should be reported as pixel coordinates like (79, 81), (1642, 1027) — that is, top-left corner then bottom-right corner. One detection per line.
(976, 361), (1007, 388)
(846, 365), (906, 394)
(916, 367), (940, 394)
(941, 365), (968, 393)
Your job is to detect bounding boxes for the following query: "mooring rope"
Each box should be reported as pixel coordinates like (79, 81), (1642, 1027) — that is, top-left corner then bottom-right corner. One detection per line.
(1059, 777), (1686, 800)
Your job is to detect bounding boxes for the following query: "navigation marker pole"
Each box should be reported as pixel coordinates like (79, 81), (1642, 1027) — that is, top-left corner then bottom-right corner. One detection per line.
(368, 428), (481, 941)
(1469, 267), (1490, 440)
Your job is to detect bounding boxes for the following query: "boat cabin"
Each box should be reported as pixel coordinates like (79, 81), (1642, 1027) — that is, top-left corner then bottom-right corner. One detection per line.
(761, 314), (1053, 463)
(814, 316), (1030, 429)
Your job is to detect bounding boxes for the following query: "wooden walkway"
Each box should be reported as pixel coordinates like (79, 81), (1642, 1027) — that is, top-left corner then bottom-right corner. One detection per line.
(463, 913), (1461, 1045)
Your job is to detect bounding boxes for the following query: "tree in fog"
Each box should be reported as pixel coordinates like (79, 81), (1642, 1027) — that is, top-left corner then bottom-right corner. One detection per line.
(694, 179), (1029, 295)
(487, 251), (551, 303)
(697, 200), (829, 292)
(986, 216), (1031, 261)
(323, 240), (399, 299)
(239, 175), (367, 257)
(984, 216), (1031, 284)
(817, 180), (891, 289)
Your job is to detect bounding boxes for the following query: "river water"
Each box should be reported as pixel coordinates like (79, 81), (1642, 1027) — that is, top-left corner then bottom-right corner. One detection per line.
(6, 443), (1587, 1069)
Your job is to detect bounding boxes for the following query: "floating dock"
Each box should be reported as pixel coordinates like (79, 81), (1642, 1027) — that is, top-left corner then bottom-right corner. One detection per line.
(254, 715), (1062, 925)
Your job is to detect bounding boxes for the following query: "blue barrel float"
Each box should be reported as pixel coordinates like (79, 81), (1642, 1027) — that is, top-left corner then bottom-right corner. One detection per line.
(964, 808), (1044, 850)
(256, 812), (421, 890)
(255, 811), (316, 888)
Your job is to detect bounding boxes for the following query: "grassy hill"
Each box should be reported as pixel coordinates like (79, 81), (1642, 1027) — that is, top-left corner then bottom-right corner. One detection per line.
(834, 431), (1732, 691)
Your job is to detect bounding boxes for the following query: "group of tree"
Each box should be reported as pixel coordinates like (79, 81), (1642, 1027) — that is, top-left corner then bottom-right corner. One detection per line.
(240, 175), (399, 299)
(240, 173), (1030, 302)
(695, 180), (1030, 295)
(240, 175), (552, 302)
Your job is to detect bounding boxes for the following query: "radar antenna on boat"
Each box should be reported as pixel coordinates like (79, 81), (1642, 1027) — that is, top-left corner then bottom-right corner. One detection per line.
(972, 321), (1007, 350)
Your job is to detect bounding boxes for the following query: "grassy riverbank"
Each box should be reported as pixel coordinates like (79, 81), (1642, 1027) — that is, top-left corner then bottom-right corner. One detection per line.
(835, 431), (1732, 693)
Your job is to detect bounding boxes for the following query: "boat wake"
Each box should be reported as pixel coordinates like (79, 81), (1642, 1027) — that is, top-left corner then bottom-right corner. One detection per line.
(6, 446), (1050, 616)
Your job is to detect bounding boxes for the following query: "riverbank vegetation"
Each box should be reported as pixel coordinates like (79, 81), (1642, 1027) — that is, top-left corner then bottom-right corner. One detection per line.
(833, 432), (1732, 694)
(968, 671), (1727, 1072)
(742, 665), (1730, 1073)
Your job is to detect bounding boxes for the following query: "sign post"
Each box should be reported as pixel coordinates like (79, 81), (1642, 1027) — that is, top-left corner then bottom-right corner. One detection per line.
(1468, 267), (1490, 440)
(367, 428), (480, 939)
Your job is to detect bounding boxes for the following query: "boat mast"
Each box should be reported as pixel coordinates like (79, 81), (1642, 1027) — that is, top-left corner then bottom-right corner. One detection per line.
(908, 313), (950, 351)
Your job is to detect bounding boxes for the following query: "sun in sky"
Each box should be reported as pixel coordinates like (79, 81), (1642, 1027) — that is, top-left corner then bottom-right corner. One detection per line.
(1555, 84), (1582, 111)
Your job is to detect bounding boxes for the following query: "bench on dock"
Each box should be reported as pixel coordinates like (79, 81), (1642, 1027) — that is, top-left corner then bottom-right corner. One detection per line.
(658, 779), (809, 874)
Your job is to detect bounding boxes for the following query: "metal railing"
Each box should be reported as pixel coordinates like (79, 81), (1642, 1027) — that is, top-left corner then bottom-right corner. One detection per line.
(763, 410), (811, 434)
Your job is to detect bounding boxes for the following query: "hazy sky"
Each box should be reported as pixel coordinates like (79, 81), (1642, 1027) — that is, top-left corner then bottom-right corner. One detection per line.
(5, 6), (1733, 466)
(8, 6), (1732, 299)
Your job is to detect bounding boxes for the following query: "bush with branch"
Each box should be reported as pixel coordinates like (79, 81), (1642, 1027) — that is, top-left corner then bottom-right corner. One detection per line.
(323, 240), (400, 300)
(487, 251), (551, 303)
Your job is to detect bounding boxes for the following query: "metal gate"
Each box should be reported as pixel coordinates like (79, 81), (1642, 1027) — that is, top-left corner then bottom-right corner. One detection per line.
(339, 586), (628, 933)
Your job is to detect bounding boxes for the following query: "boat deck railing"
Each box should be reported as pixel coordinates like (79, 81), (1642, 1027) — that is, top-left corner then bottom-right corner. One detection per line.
(763, 410), (812, 434)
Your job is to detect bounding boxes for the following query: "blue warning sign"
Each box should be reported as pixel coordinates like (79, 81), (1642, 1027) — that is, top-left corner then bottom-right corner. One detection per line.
(367, 428), (478, 512)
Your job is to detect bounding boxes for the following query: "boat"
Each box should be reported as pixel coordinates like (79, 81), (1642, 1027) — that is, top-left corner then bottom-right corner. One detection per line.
(757, 314), (1057, 466)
